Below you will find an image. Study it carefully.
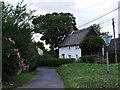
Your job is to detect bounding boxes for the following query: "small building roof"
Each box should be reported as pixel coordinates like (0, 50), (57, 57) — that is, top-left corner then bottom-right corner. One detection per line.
(109, 38), (120, 52)
(59, 26), (98, 47)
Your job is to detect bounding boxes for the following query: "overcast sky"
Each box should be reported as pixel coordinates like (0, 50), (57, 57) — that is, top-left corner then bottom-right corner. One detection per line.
(3, 0), (120, 49)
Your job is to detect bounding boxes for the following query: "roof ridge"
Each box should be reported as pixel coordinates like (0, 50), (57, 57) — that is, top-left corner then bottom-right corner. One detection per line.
(73, 27), (90, 34)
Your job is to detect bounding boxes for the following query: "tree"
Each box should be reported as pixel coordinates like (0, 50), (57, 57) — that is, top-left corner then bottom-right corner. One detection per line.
(32, 12), (78, 50)
(2, 1), (38, 76)
(80, 36), (104, 55)
(92, 24), (109, 36)
(92, 24), (101, 36)
(34, 41), (45, 50)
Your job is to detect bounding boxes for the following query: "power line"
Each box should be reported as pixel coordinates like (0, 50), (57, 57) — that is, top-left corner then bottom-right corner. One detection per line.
(73, 0), (112, 13)
(97, 19), (118, 25)
(78, 7), (120, 28)
(98, 19), (112, 25)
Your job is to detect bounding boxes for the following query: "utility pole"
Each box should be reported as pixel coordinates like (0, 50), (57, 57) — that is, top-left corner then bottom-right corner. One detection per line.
(112, 18), (117, 63)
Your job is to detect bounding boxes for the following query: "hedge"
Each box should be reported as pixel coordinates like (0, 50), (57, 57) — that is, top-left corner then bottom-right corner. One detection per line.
(80, 55), (98, 63)
(80, 52), (120, 64)
(38, 58), (75, 67)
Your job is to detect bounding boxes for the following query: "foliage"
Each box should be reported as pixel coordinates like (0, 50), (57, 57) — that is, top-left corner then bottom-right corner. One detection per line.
(101, 32), (109, 36)
(109, 52), (120, 63)
(92, 24), (101, 36)
(80, 35), (104, 55)
(47, 49), (59, 58)
(32, 12), (78, 50)
(2, 37), (20, 81)
(38, 58), (75, 67)
(57, 63), (119, 88)
(80, 55), (97, 63)
(2, 1), (36, 37)
(34, 41), (45, 50)
(2, 1), (38, 72)
(92, 24), (109, 36)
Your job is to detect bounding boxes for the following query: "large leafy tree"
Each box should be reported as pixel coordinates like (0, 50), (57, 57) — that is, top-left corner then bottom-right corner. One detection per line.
(80, 36), (104, 55)
(32, 12), (78, 50)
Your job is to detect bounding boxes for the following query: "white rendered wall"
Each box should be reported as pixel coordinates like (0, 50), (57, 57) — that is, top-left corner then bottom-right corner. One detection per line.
(59, 46), (81, 59)
(118, 1), (120, 37)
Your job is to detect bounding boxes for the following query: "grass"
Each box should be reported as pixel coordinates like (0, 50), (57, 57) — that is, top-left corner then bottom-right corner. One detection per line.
(2, 71), (36, 90)
(57, 63), (119, 88)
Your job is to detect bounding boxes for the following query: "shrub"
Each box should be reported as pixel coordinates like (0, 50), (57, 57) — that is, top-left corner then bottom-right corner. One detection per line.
(39, 58), (75, 67)
(2, 37), (30, 82)
(2, 37), (20, 81)
(80, 55), (97, 63)
(109, 52), (120, 63)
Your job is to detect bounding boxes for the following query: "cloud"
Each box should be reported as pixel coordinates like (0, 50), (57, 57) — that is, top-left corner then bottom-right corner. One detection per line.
(4, 0), (119, 38)
(29, 2), (76, 14)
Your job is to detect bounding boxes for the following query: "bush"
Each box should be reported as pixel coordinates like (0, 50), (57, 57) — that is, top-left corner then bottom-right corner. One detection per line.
(2, 37), (20, 82)
(109, 52), (120, 63)
(80, 55), (97, 63)
(39, 58), (75, 67)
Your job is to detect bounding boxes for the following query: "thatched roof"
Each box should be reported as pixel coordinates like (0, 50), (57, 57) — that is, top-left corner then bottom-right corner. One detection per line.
(59, 26), (99, 47)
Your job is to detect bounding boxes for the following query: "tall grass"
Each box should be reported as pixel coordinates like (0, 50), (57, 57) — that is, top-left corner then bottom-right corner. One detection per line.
(57, 63), (119, 88)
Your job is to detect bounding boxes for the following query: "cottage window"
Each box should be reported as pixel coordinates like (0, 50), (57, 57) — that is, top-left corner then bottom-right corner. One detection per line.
(68, 55), (71, 58)
(76, 54), (78, 59)
(61, 54), (65, 58)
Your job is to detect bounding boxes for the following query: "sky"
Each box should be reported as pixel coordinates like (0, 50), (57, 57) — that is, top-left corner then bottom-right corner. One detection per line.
(3, 0), (120, 50)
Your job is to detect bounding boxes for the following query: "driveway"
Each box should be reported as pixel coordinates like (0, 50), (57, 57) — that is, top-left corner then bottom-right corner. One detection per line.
(16, 68), (64, 89)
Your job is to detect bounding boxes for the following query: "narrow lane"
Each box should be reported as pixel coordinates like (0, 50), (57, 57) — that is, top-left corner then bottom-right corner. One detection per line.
(16, 68), (64, 88)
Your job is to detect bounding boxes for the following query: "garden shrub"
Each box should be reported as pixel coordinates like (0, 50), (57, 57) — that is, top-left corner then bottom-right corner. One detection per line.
(2, 37), (20, 81)
(39, 58), (75, 67)
(2, 1), (39, 73)
(2, 37), (31, 82)
(80, 55), (97, 63)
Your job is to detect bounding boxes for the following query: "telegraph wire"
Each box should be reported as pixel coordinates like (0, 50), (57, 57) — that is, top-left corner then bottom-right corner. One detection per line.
(98, 19), (112, 25)
(73, 0), (113, 13)
(78, 7), (120, 28)
(97, 19), (118, 25)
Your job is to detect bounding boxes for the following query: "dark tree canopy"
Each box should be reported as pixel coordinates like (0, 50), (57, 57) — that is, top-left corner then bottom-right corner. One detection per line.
(80, 36), (104, 55)
(32, 12), (78, 50)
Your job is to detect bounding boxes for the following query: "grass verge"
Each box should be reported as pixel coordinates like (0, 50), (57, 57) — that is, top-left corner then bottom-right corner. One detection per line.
(2, 71), (36, 89)
(57, 63), (119, 88)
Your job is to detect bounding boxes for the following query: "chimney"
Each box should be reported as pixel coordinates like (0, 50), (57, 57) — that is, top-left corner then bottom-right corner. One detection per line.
(69, 24), (74, 34)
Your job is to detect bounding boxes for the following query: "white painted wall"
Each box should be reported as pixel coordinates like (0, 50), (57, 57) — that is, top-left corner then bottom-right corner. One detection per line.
(59, 45), (81, 60)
